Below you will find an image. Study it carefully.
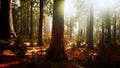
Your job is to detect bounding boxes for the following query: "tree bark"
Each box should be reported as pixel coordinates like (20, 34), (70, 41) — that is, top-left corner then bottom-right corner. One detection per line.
(47, 0), (68, 61)
(30, 2), (33, 40)
(69, 18), (73, 40)
(101, 21), (104, 45)
(106, 8), (111, 43)
(113, 14), (116, 43)
(37, 0), (43, 46)
(87, 4), (94, 50)
(0, 0), (16, 39)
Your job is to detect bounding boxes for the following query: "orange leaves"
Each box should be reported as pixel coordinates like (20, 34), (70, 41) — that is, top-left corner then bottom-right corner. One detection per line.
(0, 61), (20, 68)
(65, 46), (86, 61)
(72, 48), (86, 60)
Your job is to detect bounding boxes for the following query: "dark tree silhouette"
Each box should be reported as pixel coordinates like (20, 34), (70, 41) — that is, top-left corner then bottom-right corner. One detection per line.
(47, 0), (68, 61)
(30, 1), (33, 40)
(37, 0), (43, 46)
(101, 20), (105, 45)
(106, 8), (111, 43)
(0, 0), (16, 39)
(113, 14), (116, 43)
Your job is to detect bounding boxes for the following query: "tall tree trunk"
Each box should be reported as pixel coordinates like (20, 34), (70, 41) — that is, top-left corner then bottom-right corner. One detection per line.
(101, 20), (104, 45)
(87, 5), (94, 50)
(0, 0), (16, 39)
(30, 2), (33, 40)
(113, 14), (116, 44)
(47, 0), (67, 61)
(77, 18), (81, 47)
(37, 0), (43, 46)
(106, 9), (111, 43)
(30, 2), (34, 46)
(26, 2), (30, 37)
(69, 18), (72, 40)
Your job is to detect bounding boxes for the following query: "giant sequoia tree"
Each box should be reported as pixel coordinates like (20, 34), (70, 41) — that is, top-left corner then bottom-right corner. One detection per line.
(47, 0), (67, 61)
(0, 0), (16, 39)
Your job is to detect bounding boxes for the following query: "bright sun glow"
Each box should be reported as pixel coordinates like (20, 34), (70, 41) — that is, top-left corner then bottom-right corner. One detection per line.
(64, 0), (117, 18)
(64, 0), (119, 18)
(93, 0), (119, 10)
(64, 0), (120, 34)
(64, 0), (76, 18)
(94, 0), (111, 10)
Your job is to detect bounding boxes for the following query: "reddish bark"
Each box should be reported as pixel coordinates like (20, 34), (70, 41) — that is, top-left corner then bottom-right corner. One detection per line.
(47, 0), (67, 61)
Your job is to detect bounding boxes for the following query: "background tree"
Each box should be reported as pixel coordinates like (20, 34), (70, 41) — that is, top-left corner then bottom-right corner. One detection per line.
(37, 0), (43, 46)
(113, 14), (116, 44)
(87, 4), (94, 49)
(12, 0), (21, 36)
(101, 20), (105, 45)
(106, 8), (111, 44)
(30, 1), (34, 45)
(18, 0), (31, 39)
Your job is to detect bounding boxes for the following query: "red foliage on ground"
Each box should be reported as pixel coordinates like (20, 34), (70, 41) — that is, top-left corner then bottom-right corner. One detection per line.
(0, 56), (20, 68)
(0, 56), (19, 63)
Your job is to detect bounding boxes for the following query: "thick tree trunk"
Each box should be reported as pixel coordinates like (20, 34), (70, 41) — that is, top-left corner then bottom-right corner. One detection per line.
(47, 0), (68, 61)
(0, 0), (16, 39)
(37, 0), (43, 46)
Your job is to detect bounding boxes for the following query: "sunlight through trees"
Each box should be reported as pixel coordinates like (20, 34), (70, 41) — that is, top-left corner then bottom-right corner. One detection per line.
(1, 0), (120, 67)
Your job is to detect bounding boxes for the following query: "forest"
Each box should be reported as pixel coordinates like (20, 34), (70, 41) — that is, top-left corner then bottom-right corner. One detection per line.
(0, 0), (120, 68)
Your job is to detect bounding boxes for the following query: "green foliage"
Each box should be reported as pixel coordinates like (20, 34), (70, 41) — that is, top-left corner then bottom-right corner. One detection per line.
(12, 0), (53, 39)
(43, 0), (53, 16)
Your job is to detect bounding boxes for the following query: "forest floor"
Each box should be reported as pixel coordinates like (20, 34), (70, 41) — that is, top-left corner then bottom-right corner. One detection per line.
(0, 43), (120, 68)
